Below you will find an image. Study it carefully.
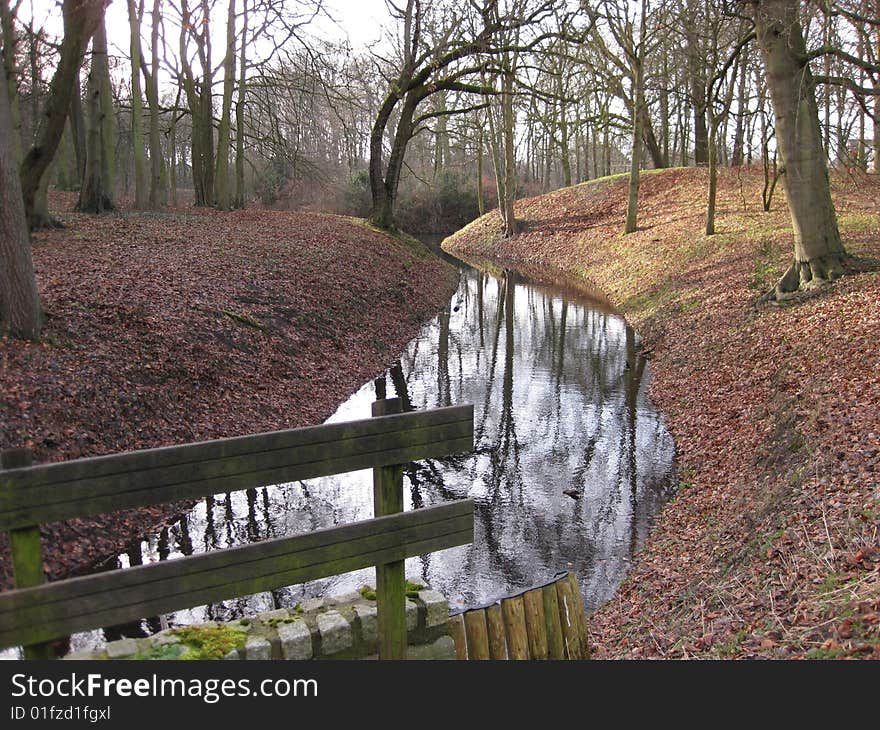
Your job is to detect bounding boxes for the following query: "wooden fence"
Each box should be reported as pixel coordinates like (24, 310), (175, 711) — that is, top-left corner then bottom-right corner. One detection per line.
(447, 572), (590, 659)
(0, 399), (474, 659)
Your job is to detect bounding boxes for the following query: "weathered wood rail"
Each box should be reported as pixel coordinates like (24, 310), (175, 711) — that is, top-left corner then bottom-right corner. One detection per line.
(447, 572), (590, 660)
(0, 402), (474, 659)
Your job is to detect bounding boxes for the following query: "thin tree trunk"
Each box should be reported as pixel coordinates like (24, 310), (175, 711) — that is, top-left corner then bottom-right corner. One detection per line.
(731, 47), (748, 166)
(476, 124), (485, 216)
(147, 0), (165, 207)
(625, 4), (647, 235)
(128, 0), (147, 208)
(706, 105), (718, 235)
(215, 0), (236, 210)
(234, 0), (248, 207)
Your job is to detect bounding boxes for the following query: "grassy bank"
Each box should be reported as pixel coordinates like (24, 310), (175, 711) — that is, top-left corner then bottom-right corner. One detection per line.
(0, 195), (459, 590)
(445, 166), (880, 659)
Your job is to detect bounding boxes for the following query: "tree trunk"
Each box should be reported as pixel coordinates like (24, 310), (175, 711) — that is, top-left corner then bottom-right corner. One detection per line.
(367, 92), (397, 229)
(19, 0), (103, 228)
(874, 0), (880, 173)
(128, 0), (147, 208)
(731, 47), (747, 166)
(476, 124), (485, 216)
(1, 0), (22, 162)
(69, 71), (86, 183)
(215, 0), (236, 210)
(687, 23), (708, 165)
(0, 70), (41, 339)
(234, 0), (248, 208)
(625, 68), (643, 234)
(147, 0), (165, 207)
(706, 106), (718, 235)
(77, 16), (114, 213)
(752, 0), (847, 298)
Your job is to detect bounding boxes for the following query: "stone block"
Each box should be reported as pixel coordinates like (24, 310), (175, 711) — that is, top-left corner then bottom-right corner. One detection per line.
(223, 648), (240, 660)
(405, 599), (419, 631)
(105, 638), (139, 660)
(278, 620), (313, 660)
(316, 611), (353, 655)
(418, 590), (449, 628)
(353, 603), (378, 644)
(244, 636), (272, 660)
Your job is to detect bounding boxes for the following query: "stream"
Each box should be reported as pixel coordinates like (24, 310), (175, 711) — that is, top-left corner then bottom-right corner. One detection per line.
(56, 251), (676, 654)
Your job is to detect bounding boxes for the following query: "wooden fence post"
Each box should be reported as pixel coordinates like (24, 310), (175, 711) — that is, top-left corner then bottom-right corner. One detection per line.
(1, 449), (53, 659)
(371, 396), (407, 659)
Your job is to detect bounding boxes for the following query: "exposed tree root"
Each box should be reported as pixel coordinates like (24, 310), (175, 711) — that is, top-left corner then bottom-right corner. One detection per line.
(761, 253), (849, 304)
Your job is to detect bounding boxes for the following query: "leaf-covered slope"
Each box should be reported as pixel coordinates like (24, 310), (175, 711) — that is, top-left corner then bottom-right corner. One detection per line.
(0, 202), (458, 589)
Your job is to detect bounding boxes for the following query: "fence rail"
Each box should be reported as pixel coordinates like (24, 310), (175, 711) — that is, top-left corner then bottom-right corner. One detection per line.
(0, 402), (475, 659)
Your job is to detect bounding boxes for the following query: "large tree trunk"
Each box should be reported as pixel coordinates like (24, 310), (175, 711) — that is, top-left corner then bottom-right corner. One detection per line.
(686, 22), (708, 166)
(752, 0), (847, 299)
(77, 16), (115, 213)
(368, 90), (399, 229)
(180, 0), (214, 207)
(1, 0), (22, 162)
(19, 0), (103, 228)
(0, 68), (41, 339)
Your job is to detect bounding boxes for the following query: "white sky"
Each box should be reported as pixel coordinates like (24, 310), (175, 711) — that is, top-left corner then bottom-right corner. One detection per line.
(28, 0), (392, 59)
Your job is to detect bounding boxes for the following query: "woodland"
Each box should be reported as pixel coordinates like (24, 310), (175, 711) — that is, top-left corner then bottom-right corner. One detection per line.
(1, 0), (879, 659)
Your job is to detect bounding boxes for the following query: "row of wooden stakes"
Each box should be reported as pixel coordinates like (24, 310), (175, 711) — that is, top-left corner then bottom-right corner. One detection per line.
(446, 572), (591, 660)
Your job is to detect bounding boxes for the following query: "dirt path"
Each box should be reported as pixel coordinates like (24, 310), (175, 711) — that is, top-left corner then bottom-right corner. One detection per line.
(0, 197), (458, 591)
(445, 166), (880, 659)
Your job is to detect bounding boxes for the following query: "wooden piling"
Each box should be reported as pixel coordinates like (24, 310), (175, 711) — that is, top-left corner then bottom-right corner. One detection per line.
(448, 614), (468, 660)
(501, 595), (530, 659)
(463, 609), (491, 660)
(542, 581), (566, 659)
(523, 587), (549, 659)
(555, 572), (583, 659)
(486, 603), (508, 659)
(564, 572), (590, 659)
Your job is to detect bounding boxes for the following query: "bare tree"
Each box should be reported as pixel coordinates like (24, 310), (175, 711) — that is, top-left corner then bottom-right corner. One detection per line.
(747, 0), (847, 299)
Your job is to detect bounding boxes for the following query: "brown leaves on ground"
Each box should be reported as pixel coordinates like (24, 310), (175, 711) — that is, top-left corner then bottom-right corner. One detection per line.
(445, 165), (880, 659)
(0, 195), (458, 590)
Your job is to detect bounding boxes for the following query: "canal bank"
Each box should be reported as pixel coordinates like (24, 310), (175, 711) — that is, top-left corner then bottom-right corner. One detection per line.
(443, 165), (880, 659)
